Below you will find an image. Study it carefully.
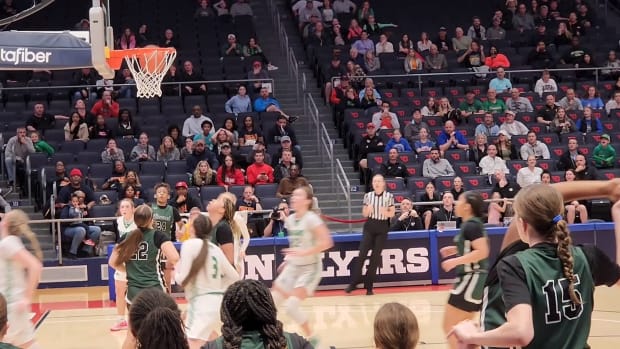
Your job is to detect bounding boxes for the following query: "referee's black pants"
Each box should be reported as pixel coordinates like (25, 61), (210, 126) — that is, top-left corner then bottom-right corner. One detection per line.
(348, 218), (389, 291)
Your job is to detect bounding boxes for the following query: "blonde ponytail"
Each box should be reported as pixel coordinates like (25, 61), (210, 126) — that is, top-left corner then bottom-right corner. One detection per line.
(5, 210), (42, 260)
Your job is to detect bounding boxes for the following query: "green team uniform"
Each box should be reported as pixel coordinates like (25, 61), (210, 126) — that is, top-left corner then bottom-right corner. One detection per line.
(481, 241), (528, 349)
(123, 228), (170, 303)
(448, 217), (488, 312)
(151, 204), (180, 241)
(0, 343), (21, 349)
(496, 243), (620, 349)
(205, 331), (312, 349)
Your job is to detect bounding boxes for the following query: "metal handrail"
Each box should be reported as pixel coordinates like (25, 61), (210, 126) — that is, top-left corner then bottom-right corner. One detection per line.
(289, 49), (301, 104)
(0, 78), (278, 98)
(307, 93), (320, 154)
(319, 123), (334, 189)
(335, 159), (352, 232)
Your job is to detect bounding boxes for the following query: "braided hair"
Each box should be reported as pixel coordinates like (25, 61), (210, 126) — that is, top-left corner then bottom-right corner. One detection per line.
(513, 184), (581, 304)
(129, 288), (188, 349)
(220, 280), (287, 349)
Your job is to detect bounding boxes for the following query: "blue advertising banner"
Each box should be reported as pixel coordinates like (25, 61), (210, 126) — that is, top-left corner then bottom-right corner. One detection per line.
(98, 223), (613, 301)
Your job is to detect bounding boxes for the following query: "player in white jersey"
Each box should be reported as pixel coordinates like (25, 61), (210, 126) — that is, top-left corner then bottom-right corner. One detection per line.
(0, 210), (43, 348)
(110, 199), (137, 332)
(271, 187), (334, 340)
(175, 214), (239, 349)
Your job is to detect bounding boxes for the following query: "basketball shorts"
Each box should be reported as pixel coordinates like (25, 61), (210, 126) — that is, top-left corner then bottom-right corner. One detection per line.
(185, 294), (223, 341)
(114, 270), (127, 282)
(448, 272), (487, 312)
(126, 285), (166, 305)
(5, 302), (35, 346)
(274, 262), (322, 296)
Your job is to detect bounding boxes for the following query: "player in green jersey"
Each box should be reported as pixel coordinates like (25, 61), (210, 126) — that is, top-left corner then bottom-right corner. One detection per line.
(109, 204), (180, 349)
(451, 183), (620, 348)
(151, 183), (183, 292)
(440, 191), (489, 349)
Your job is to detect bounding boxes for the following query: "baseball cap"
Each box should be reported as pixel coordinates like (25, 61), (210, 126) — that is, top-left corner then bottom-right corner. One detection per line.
(505, 110), (516, 116)
(221, 142), (231, 148)
(175, 181), (188, 189)
(227, 33), (236, 40)
(498, 130), (510, 137)
(280, 136), (291, 143)
(69, 169), (83, 177)
(601, 134), (611, 141)
(439, 26), (447, 31)
(366, 122), (376, 128)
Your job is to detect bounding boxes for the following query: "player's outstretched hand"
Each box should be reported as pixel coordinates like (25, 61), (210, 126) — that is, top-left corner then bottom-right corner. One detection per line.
(448, 320), (481, 345)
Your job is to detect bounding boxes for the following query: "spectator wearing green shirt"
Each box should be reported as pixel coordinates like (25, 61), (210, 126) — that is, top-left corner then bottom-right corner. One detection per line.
(459, 90), (484, 121)
(482, 88), (506, 113)
(592, 134), (617, 169)
(30, 131), (55, 157)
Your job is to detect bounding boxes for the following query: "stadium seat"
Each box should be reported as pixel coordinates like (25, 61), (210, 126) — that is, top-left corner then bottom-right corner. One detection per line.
(255, 183), (278, 198)
(89, 163), (113, 179)
(140, 162), (166, 176)
(199, 186), (226, 203)
(435, 176), (455, 192)
(76, 152), (101, 165)
(59, 141), (86, 154)
(51, 152), (76, 164)
(454, 162), (477, 176)
(165, 174), (190, 187)
(384, 178), (406, 192)
(407, 177), (430, 193)
(165, 161), (188, 175)
(227, 185), (245, 198)
(463, 175), (487, 189)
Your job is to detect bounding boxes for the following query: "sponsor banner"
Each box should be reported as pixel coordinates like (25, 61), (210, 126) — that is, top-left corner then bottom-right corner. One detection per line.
(95, 223), (612, 300)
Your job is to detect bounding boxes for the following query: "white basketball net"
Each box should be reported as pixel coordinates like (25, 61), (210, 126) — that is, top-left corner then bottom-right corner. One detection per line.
(124, 50), (177, 98)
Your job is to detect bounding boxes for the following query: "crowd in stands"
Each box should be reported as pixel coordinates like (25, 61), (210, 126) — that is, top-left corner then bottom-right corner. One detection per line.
(293, 0), (620, 229)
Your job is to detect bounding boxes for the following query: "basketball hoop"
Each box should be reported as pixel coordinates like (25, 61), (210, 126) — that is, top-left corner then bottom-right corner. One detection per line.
(107, 47), (177, 98)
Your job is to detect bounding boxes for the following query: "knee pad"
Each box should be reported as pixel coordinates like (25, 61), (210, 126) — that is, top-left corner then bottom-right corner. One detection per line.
(283, 297), (307, 326)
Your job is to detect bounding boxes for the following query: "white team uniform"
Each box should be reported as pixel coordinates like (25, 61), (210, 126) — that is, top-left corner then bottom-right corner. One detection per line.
(0, 235), (36, 345)
(175, 239), (239, 341)
(113, 217), (137, 282)
(274, 211), (324, 295)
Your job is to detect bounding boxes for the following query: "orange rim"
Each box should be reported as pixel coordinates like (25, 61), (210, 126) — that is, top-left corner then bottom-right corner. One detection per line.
(106, 47), (176, 70)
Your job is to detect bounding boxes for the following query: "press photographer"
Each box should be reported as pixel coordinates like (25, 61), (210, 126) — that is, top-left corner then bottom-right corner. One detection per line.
(263, 199), (289, 237)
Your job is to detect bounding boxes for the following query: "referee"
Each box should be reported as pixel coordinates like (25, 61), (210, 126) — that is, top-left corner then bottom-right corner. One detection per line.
(345, 174), (395, 295)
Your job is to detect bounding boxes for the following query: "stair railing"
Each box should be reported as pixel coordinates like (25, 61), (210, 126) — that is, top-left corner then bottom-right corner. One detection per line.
(335, 158), (352, 232)
(307, 93), (320, 154)
(319, 122), (335, 189)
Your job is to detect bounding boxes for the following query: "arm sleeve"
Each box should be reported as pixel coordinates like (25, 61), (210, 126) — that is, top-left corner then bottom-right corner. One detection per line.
(153, 230), (171, 249)
(498, 256), (532, 311)
(581, 245), (620, 286)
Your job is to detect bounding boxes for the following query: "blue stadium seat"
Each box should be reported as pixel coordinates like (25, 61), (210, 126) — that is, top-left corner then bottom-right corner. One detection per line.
(200, 186), (226, 203)
(385, 178), (406, 192)
(255, 183), (278, 198)
(435, 176), (456, 193)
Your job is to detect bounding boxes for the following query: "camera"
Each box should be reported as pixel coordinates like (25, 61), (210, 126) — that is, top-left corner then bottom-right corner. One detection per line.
(271, 206), (283, 220)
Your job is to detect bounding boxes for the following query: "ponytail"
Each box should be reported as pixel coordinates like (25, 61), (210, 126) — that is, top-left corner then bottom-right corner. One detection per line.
(181, 215), (212, 288)
(114, 228), (144, 264)
(115, 204), (153, 263)
(555, 220), (581, 304)
(4, 210), (42, 260)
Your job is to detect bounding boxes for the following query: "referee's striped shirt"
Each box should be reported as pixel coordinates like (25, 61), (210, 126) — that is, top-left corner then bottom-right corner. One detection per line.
(364, 191), (395, 221)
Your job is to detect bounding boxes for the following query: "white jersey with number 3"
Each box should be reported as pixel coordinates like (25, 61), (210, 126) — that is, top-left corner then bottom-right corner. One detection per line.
(175, 239), (239, 300)
(0, 235), (26, 304)
(285, 211), (323, 265)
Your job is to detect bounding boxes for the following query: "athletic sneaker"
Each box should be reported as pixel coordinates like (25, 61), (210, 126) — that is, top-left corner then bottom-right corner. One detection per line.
(110, 319), (128, 331)
(83, 239), (95, 246)
(267, 64), (279, 71)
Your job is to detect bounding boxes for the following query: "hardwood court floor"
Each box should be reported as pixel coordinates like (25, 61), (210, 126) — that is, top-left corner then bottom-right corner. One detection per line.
(33, 286), (620, 349)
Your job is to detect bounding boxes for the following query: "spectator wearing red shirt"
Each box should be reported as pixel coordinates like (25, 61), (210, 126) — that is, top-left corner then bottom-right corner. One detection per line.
(90, 90), (120, 118)
(246, 151), (274, 185)
(216, 154), (245, 188)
